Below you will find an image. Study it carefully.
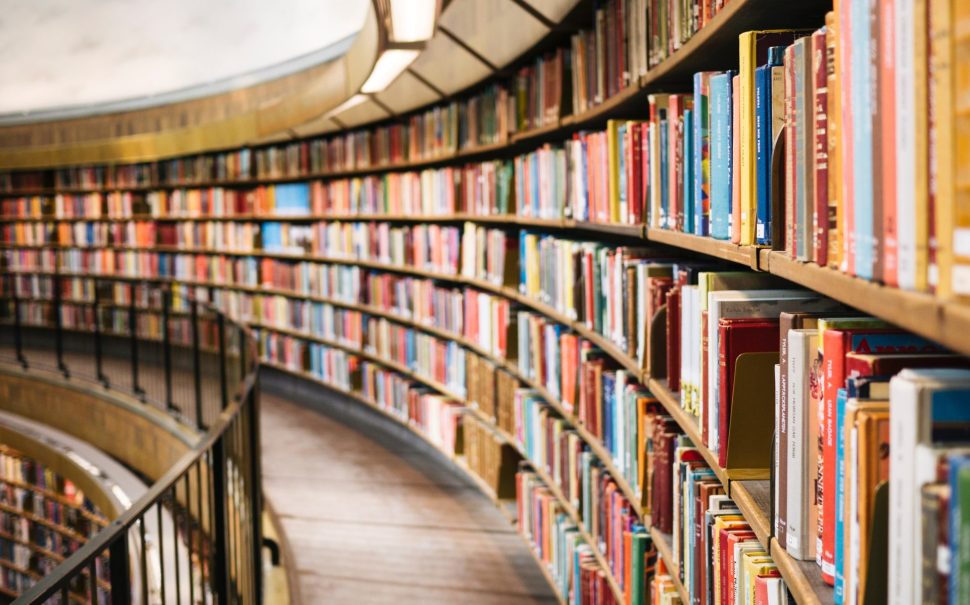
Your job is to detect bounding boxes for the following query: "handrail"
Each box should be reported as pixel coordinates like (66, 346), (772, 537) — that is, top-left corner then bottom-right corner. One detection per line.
(0, 261), (262, 605)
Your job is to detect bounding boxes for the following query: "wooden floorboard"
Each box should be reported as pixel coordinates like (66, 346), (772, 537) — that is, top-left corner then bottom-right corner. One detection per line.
(260, 379), (559, 605)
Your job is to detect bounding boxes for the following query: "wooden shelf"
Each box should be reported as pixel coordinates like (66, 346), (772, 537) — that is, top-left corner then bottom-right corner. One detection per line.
(761, 250), (970, 358)
(647, 379), (728, 486)
(730, 480), (771, 547)
(646, 228), (762, 269)
(639, 0), (830, 89)
(648, 528), (690, 604)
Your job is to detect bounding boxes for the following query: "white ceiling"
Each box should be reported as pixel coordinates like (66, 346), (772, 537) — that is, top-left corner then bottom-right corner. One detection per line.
(0, 0), (369, 117)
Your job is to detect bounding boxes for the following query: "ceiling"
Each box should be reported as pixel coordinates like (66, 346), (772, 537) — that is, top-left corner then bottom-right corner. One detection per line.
(0, 0), (369, 119)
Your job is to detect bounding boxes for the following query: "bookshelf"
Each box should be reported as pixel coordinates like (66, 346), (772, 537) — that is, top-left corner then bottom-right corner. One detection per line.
(4, 0), (965, 603)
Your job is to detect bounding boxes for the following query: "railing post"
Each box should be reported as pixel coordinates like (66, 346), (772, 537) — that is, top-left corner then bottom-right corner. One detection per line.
(217, 313), (228, 410)
(191, 299), (205, 431)
(248, 380), (263, 604)
(239, 327), (247, 397)
(163, 285), (176, 413)
(129, 284), (144, 400)
(109, 533), (132, 605)
(53, 253), (69, 378)
(211, 436), (231, 603)
(10, 275), (27, 369)
(93, 280), (109, 388)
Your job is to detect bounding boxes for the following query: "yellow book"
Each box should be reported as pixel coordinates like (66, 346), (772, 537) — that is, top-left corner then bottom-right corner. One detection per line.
(742, 555), (777, 605)
(607, 119), (622, 224)
(930, 0), (953, 294)
(940, 0), (970, 299)
(825, 11), (842, 268)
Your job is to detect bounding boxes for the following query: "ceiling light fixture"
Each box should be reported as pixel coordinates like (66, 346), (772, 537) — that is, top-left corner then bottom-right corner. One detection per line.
(389, 0), (437, 43)
(324, 93), (369, 118)
(360, 49), (420, 93)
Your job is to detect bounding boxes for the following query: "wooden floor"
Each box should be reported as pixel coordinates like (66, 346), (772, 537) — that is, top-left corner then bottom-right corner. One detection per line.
(259, 370), (559, 605)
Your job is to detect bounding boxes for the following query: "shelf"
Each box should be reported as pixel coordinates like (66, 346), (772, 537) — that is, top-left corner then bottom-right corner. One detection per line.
(761, 249), (970, 358)
(646, 379), (728, 486)
(0, 477), (108, 527)
(648, 528), (690, 604)
(769, 539), (833, 605)
(730, 480), (771, 548)
(646, 228), (762, 269)
(0, 501), (89, 543)
(639, 0), (831, 89)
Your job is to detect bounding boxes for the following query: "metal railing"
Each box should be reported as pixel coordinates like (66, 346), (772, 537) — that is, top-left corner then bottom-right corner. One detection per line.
(0, 269), (262, 605)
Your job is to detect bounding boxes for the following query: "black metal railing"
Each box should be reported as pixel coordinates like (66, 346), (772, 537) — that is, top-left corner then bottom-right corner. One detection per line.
(0, 268), (262, 605)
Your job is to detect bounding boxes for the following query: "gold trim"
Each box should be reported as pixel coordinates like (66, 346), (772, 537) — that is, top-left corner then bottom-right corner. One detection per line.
(0, 4), (382, 169)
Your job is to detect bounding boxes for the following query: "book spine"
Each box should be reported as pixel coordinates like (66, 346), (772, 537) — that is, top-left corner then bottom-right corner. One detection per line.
(755, 65), (771, 245)
(684, 108), (694, 234)
(732, 75), (742, 244)
(711, 74), (732, 240)
(839, 0), (856, 275)
(813, 29), (830, 267)
(785, 45), (797, 258)
(786, 329), (805, 559)
(819, 329), (844, 585)
(826, 12), (842, 269)
(931, 0), (956, 298)
(739, 33), (758, 245)
(880, 0), (899, 286)
(952, 2), (970, 300)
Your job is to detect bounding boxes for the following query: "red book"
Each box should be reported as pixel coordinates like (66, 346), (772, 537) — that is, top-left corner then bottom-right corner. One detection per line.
(719, 528), (756, 605)
(880, 0), (898, 285)
(844, 352), (969, 378)
(717, 318), (780, 468)
(666, 286), (682, 390)
(754, 571), (783, 605)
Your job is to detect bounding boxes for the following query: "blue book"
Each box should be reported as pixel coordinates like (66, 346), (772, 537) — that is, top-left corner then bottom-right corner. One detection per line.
(756, 47), (784, 245)
(693, 72), (714, 236)
(603, 373), (615, 453)
(833, 388), (848, 604)
(710, 72), (734, 240)
(261, 222), (282, 251)
(851, 0), (874, 279)
(682, 108), (694, 233)
(949, 456), (970, 605)
(274, 183), (310, 215)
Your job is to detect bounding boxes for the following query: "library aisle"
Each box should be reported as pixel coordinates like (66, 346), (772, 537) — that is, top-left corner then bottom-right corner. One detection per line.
(259, 375), (558, 605)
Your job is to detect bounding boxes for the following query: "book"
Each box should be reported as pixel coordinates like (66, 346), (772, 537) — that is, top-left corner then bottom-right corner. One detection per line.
(710, 72), (735, 241)
(889, 368), (970, 605)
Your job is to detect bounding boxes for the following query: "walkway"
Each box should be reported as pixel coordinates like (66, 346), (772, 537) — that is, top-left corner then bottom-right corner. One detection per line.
(259, 368), (558, 605)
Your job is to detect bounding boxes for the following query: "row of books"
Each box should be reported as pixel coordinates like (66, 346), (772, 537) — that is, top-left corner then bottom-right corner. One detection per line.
(0, 486), (101, 539)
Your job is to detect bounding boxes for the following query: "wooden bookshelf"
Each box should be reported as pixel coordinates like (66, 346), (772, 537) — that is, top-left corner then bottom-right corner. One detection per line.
(646, 228), (762, 269)
(1, 0), (949, 601)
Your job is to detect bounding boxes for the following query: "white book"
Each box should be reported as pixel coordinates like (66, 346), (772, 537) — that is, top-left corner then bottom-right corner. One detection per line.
(888, 369), (970, 605)
(786, 328), (818, 560)
(774, 361), (782, 542)
(733, 541), (764, 605)
(894, 0), (916, 289)
(680, 284), (695, 412)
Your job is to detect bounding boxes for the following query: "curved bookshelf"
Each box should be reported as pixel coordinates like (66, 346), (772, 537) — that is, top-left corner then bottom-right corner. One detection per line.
(2, 0), (958, 602)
